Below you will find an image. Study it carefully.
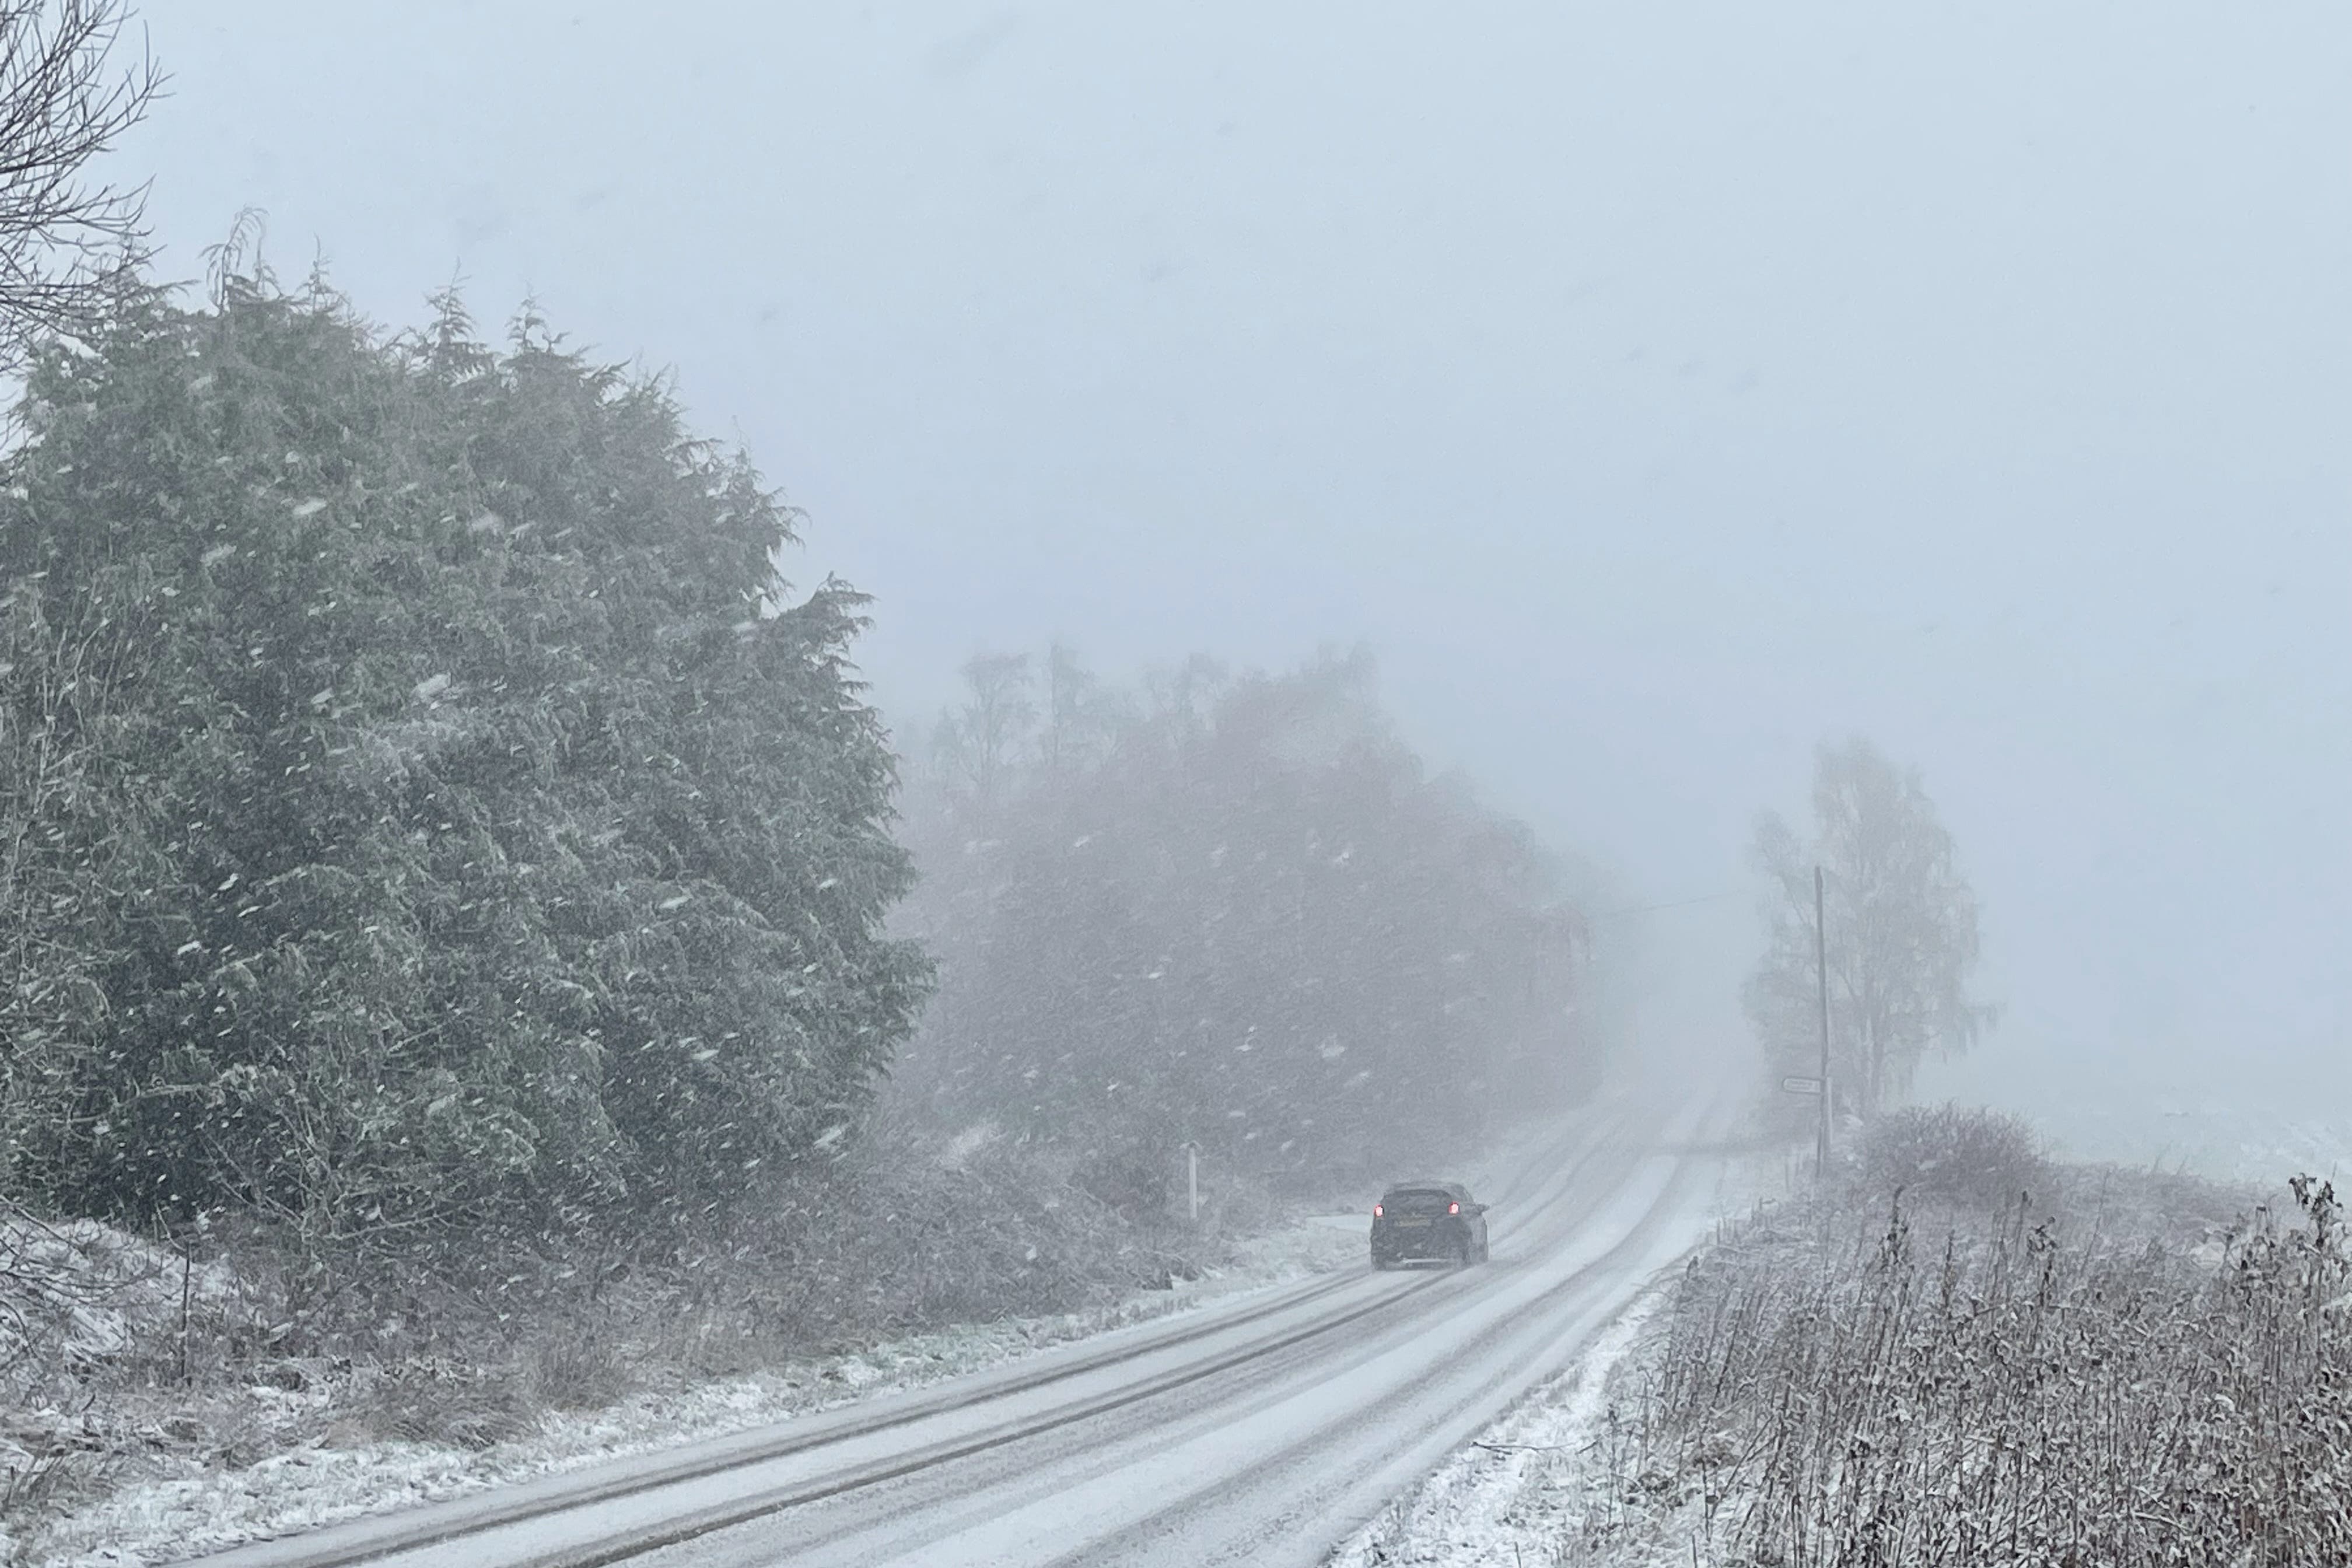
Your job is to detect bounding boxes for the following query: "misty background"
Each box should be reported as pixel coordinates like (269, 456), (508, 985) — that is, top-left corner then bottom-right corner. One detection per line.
(120, 2), (2349, 1155)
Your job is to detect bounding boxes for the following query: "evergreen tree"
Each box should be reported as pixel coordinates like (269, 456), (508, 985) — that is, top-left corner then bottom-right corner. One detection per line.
(0, 271), (928, 1242)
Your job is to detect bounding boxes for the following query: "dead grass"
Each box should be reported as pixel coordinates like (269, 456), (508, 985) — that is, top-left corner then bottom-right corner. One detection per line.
(1566, 1111), (2352, 1566)
(343, 1360), (538, 1451)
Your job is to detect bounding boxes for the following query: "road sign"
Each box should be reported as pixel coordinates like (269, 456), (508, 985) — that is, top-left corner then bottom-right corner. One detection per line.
(1781, 1074), (1824, 1096)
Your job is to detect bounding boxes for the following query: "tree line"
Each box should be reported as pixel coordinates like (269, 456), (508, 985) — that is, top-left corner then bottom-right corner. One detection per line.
(891, 648), (1595, 1202)
(0, 267), (1597, 1255)
(0, 6), (1600, 1259)
(0, 261), (1978, 1257)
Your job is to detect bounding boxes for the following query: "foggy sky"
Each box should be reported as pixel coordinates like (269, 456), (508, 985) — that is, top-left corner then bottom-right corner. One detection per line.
(121, 3), (2350, 1133)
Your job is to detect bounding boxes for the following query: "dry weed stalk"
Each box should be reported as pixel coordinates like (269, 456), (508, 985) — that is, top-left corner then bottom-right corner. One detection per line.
(1605, 1151), (2347, 1566)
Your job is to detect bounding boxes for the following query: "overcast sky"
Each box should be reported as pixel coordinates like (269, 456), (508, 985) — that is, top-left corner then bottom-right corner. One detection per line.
(121, 2), (2350, 1137)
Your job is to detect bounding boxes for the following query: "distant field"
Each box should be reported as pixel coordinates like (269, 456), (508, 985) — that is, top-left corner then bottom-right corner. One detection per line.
(2042, 1101), (2352, 1184)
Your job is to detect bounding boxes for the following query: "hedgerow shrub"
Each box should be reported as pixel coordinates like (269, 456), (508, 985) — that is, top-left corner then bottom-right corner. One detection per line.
(1852, 1102), (2048, 1209)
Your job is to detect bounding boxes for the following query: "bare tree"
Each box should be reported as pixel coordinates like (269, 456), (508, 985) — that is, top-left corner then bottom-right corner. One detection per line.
(935, 652), (1035, 812)
(1745, 738), (1992, 1121)
(0, 1), (160, 367)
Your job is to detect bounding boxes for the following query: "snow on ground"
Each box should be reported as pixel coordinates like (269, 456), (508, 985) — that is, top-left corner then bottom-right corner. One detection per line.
(0, 1211), (248, 1380)
(17, 1111), (1634, 1567)
(1328, 1107), (2346, 1568)
(1327, 1138), (1784, 1568)
(1327, 1280), (1672, 1568)
(15, 1206), (1366, 1568)
(2051, 1101), (2352, 1185)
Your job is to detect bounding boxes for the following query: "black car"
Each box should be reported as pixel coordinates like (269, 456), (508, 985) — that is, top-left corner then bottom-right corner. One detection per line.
(1370, 1180), (1489, 1269)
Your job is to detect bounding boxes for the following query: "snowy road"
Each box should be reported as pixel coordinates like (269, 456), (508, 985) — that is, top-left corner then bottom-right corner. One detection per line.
(186, 1095), (1739, 1568)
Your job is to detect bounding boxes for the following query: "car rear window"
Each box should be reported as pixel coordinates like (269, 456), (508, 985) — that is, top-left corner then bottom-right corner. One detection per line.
(1382, 1188), (1456, 1214)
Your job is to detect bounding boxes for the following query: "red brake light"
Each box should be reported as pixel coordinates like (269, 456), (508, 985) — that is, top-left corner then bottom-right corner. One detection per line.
(1373, 1203), (1382, 1217)
(1448, 1200), (1460, 1214)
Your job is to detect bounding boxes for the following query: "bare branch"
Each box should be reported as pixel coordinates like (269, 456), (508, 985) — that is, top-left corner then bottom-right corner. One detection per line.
(0, 1), (161, 367)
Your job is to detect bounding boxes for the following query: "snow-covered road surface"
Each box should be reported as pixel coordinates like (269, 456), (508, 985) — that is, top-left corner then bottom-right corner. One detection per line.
(180, 1094), (1741, 1568)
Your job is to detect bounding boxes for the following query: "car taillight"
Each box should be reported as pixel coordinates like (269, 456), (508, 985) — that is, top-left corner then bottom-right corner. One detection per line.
(1372, 1203), (1382, 1217)
(1448, 1200), (1460, 1214)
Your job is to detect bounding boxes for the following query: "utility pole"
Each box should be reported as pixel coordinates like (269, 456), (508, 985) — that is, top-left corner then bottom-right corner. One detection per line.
(1814, 864), (1832, 1177)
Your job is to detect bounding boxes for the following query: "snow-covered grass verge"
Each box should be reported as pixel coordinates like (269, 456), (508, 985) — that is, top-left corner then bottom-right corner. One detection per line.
(1327, 1280), (1684, 1568)
(7, 1199), (1364, 1568)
